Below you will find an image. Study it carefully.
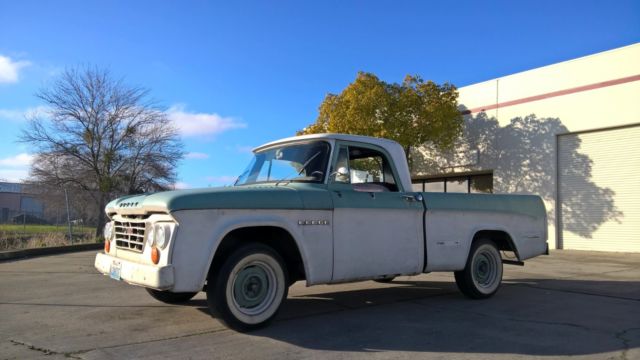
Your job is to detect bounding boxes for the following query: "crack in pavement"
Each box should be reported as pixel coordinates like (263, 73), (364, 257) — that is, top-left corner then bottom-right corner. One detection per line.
(10, 329), (230, 359)
(5, 278), (637, 358)
(615, 327), (640, 360)
(63, 290), (459, 356)
(9, 339), (82, 359)
(0, 302), (184, 308)
(411, 300), (640, 359)
(68, 328), (229, 357)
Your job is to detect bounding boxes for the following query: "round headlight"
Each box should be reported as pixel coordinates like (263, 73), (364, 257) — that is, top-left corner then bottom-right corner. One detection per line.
(103, 222), (113, 240)
(155, 225), (167, 249)
(146, 225), (155, 247)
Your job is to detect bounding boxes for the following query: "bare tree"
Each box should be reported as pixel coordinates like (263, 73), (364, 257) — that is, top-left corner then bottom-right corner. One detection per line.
(21, 67), (184, 236)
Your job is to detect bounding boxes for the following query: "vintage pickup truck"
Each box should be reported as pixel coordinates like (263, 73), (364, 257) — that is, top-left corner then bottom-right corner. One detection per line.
(95, 133), (548, 331)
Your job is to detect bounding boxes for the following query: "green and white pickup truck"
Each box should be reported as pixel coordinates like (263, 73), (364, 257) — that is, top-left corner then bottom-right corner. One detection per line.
(95, 134), (548, 331)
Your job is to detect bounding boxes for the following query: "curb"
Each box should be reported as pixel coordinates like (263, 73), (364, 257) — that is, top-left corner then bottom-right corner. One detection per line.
(0, 243), (103, 261)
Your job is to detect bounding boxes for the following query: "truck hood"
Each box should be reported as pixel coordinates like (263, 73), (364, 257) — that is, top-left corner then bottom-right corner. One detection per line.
(106, 184), (330, 215)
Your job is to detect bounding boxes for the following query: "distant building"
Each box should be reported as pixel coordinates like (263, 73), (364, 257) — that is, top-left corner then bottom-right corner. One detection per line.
(0, 182), (45, 223)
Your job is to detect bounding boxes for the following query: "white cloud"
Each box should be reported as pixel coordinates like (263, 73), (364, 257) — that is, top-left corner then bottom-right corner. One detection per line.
(0, 153), (34, 167)
(0, 106), (49, 122)
(167, 105), (246, 138)
(0, 55), (30, 84)
(0, 153), (33, 182)
(0, 169), (29, 183)
(185, 152), (209, 159)
(172, 182), (190, 190)
(0, 109), (24, 121)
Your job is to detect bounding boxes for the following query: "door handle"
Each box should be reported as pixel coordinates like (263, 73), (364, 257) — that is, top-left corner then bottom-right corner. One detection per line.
(402, 194), (423, 202)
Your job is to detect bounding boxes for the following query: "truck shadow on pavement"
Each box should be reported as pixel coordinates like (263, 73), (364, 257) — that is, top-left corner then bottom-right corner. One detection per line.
(234, 279), (640, 357)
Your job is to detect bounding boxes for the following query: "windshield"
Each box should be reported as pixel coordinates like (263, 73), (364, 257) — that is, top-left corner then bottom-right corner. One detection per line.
(235, 141), (331, 185)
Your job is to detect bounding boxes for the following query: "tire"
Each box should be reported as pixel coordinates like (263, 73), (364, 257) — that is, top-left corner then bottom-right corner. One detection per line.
(374, 276), (396, 283)
(454, 239), (503, 299)
(207, 243), (289, 332)
(146, 288), (198, 304)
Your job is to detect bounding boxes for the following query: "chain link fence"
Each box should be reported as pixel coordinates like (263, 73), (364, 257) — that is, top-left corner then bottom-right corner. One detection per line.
(0, 209), (98, 251)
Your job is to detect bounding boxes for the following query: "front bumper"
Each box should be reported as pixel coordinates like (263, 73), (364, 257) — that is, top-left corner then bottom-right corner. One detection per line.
(94, 252), (175, 290)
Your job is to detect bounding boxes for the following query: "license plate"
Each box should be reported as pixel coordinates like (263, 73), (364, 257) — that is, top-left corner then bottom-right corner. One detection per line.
(109, 261), (122, 281)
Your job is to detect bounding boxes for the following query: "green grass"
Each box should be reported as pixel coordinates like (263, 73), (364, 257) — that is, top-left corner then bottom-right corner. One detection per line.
(0, 224), (96, 235)
(0, 224), (99, 251)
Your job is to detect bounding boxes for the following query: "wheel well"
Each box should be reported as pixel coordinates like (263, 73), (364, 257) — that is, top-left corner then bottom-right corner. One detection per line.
(209, 226), (306, 283)
(473, 230), (521, 261)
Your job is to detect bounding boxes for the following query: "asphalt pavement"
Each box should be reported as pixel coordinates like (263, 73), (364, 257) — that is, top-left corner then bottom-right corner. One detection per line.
(1, 250), (639, 360)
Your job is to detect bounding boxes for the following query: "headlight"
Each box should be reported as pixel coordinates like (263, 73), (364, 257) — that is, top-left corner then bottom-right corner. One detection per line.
(155, 224), (168, 249)
(103, 222), (114, 240)
(146, 225), (155, 247)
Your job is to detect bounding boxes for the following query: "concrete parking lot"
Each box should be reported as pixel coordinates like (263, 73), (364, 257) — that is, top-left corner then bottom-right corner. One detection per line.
(1, 250), (639, 360)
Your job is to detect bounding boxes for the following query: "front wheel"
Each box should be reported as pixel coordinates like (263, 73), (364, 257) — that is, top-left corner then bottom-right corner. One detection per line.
(146, 288), (198, 304)
(207, 243), (288, 332)
(454, 239), (503, 299)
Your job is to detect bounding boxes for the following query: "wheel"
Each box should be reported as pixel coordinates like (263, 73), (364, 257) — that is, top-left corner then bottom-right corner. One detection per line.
(146, 288), (198, 304)
(454, 239), (503, 299)
(374, 276), (396, 283)
(207, 243), (288, 332)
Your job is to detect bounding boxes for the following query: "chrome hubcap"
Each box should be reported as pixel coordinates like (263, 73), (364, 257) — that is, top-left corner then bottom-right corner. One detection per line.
(233, 265), (269, 308)
(473, 252), (496, 288)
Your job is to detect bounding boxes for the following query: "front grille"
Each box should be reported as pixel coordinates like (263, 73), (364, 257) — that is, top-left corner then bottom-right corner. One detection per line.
(114, 219), (146, 252)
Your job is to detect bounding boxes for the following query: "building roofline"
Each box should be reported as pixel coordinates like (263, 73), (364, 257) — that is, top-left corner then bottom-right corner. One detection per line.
(459, 42), (640, 90)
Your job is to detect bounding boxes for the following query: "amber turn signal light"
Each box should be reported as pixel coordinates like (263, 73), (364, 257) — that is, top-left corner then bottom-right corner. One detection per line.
(104, 239), (110, 253)
(151, 247), (160, 264)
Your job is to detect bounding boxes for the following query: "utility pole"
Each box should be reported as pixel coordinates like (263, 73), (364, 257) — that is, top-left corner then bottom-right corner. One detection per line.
(64, 187), (73, 244)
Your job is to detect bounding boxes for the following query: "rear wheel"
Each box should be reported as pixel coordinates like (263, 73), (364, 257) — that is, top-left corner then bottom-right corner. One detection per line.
(455, 239), (503, 299)
(207, 243), (288, 332)
(146, 289), (198, 304)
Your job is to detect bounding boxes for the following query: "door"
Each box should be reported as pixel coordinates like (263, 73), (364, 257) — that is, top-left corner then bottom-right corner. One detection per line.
(329, 143), (424, 282)
(557, 125), (640, 252)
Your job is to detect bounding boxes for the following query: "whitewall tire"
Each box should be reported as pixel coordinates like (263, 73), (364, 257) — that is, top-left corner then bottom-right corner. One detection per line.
(454, 239), (503, 299)
(207, 243), (288, 331)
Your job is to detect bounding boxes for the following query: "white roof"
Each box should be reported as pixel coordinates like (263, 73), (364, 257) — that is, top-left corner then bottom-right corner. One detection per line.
(254, 133), (413, 192)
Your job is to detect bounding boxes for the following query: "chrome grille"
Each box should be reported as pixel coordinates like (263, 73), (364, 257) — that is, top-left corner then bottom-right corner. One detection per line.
(114, 219), (146, 252)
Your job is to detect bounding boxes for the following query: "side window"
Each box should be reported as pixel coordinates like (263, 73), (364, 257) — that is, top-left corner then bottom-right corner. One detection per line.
(332, 145), (399, 192)
(333, 146), (350, 183)
(349, 154), (384, 184)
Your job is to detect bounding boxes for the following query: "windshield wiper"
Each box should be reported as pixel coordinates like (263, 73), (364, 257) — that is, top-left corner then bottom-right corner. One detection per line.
(275, 151), (322, 186)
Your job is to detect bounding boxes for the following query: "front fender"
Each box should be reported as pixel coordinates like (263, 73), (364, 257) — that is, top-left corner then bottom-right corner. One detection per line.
(168, 209), (331, 292)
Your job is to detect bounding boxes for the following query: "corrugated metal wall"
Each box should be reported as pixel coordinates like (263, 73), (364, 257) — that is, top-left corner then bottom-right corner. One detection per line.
(557, 125), (640, 252)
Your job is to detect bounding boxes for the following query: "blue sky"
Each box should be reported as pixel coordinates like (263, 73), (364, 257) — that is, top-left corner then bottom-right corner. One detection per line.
(1, 0), (638, 188)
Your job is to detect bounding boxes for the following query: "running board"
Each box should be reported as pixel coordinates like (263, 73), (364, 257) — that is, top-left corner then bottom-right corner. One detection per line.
(502, 259), (525, 266)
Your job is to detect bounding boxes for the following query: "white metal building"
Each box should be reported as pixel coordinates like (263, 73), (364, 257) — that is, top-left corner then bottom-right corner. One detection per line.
(412, 43), (640, 252)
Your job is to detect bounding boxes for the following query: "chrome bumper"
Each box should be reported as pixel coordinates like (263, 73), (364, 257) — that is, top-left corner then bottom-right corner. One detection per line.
(94, 252), (174, 290)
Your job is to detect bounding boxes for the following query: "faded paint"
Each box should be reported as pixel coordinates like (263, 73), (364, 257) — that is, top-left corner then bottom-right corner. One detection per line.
(96, 134), (548, 294)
